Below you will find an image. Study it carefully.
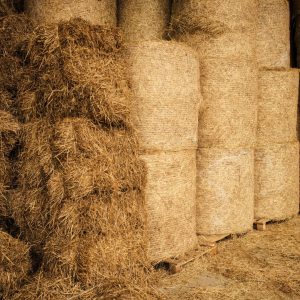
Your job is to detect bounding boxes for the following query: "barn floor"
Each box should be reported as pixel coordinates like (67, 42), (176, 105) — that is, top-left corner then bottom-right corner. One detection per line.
(157, 216), (300, 299)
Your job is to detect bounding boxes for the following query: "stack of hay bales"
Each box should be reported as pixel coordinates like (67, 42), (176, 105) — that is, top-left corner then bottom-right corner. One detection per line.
(171, 0), (257, 239)
(118, 0), (170, 41)
(127, 41), (201, 262)
(7, 0), (154, 297)
(255, 0), (299, 221)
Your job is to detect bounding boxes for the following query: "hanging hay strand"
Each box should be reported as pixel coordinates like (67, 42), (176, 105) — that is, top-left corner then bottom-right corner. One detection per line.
(198, 58), (257, 149)
(171, 0), (257, 35)
(25, 0), (117, 26)
(21, 18), (131, 127)
(118, 0), (170, 42)
(196, 148), (254, 236)
(255, 143), (299, 221)
(140, 150), (198, 262)
(257, 69), (299, 146)
(0, 231), (31, 298)
(127, 41), (201, 151)
(257, 0), (290, 68)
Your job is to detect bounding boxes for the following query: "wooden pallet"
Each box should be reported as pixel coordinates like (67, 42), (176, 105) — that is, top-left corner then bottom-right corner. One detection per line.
(253, 219), (268, 231)
(198, 234), (230, 246)
(154, 245), (218, 274)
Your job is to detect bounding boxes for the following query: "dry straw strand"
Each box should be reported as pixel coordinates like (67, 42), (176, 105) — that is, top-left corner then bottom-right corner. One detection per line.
(196, 148), (254, 236)
(254, 142), (299, 221)
(118, 0), (170, 42)
(128, 41), (201, 151)
(257, 0), (290, 68)
(25, 0), (117, 26)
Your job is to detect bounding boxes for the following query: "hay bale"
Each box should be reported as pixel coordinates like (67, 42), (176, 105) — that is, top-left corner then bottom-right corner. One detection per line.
(22, 19), (131, 127)
(0, 231), (31, 297)
(127, 41), (201, 151)
(257, 0), (290, 68)
(171, 0), (257, 35)
(118, 0), (170, 42)
(196, 148), (254, 235)
(257, 69), (299, 146)
(255, 143), (299, 221)
(140, 150), (197, 262)
(198, 59), (257, 149)
(174, 30), (256, 61)
(25, 0), (117, 26)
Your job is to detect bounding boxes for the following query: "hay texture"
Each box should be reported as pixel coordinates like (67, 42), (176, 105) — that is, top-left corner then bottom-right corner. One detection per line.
(198, 59), (257, 149)
(255, 143), (299, 221)
(140, 150), (198, 262)
(127, 41), (201, 151)
(257, 0), (290, 68)
(171, 0), (257, 35)
(0, 231), (31, 298)
(118, 0), (170, 42)
(257, 69), (299, 146)
(25, 0), (117, 26)
(196, 148), (254, 235)
(20, 19), (130, 127)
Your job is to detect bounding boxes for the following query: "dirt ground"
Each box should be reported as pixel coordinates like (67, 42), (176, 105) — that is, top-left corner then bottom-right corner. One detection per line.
(157, 216), (300, 300)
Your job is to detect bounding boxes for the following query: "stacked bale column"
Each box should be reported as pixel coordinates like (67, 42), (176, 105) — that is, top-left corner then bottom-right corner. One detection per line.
(256, 0), (299, 221)
(14, 1), (152, 297)
(171, 0), (258, 238)
(128, 41), (201, 262)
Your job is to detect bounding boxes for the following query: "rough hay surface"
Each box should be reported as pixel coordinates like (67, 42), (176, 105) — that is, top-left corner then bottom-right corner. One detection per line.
(198, 58), (257, 149)
(257, 68), (299, 146)
(171, 0), (257, 35)
(257, 0), (290, 68)
(0, 231), (30, 298)
(173, 30), (256, 61)
(196, 148), (254, 236)
(140, 150), (198, 262)
(118, 0), (170, 42)
(255, 142), (299, 221)
(159, 217), (300, 299)
(21, 18), (131, 127)
(25, 0), (117, 26)
(128, 41), (201, 151)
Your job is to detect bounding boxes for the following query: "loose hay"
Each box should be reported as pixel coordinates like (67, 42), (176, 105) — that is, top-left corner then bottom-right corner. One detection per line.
(257, 0), (290, 68)
(0, 230), (31, 298)
(255, 142), (299, 221)
(196, 148), (254, 236)
(198, 59), (257, 149)
(140, 150), (198, 262)
(127, 41), (201, 151)
(257, 68), (299, 146)
(25, 0), (117, 26)
(21, 18), (131, 127)
(171, 0), (257, 35)
(118, 0), (170, 42)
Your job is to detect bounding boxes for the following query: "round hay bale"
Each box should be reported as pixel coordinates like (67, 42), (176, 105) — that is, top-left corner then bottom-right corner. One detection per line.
(118, 0), (170, 42)
(174, 30), (256, 61)
(140, 150), (198, 262)
(255, 143), (299, 221)
(171, 0), (257, 35)
(257, 0), (290, 68)
(24, 0), (117, 26)
(196, 148), (254, 236)
(257, 69), (299, 146)
(128, 41), (201, 151)
(198, 58), (258, 149)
